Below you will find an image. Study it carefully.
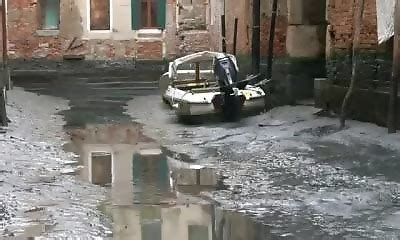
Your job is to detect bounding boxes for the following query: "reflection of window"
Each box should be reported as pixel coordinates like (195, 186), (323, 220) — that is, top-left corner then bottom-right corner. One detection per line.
(90, 152), (112, 185)
(141, 206), (162, 240)
(40, 0), (60, 30)
(90, 0), (111, 30)
(131, 0), (166, 30)
(189, 225), (209, 240)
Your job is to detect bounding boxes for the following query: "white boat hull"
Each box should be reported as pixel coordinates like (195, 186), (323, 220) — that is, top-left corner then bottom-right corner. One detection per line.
(162, 86), (265, 117)
(159, 51), (267, 118)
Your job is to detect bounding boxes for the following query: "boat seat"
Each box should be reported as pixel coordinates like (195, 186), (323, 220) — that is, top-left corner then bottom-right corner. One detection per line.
(175, 82), (216, 90)
(173, 78), (216, 85)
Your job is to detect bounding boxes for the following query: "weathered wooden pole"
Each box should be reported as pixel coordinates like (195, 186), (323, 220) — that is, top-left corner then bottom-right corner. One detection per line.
(1, 0), (9, 90)
(266, 0), (278, 80)
(195, 62), (200, 81)
(0, 0), (7, 127)
(233, 17), (238, 55)
(252, 0), (261, 74)
(339, 0), (365, 129)
(388, 0), (400, 133)
(221, 15), (227, 53)
(0, 83), (6, 127)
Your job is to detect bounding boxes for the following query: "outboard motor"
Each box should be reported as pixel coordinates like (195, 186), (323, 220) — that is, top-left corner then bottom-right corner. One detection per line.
(213, 55), (244, 121)
(214, 56), (238, 94)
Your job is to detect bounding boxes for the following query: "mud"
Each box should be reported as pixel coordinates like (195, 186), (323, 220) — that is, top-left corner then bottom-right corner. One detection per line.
(125, 96), (400, 239)
(4, 68), (400, 239)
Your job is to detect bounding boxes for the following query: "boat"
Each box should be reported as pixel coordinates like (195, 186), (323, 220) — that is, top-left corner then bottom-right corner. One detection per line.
(159, 51), (266, 120)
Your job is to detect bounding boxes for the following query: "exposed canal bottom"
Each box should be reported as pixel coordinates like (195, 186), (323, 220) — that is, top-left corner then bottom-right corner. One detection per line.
(7, 70), (400, 239)
(62, 122), (271, 240)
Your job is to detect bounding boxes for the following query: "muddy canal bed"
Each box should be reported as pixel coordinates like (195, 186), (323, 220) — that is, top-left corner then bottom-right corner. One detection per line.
(2, 70), (400, 239)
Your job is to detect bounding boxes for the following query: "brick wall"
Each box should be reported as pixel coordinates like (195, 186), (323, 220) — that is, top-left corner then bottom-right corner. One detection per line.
(177, 30), (211, 56)
(136, 40), (163, 60)
(326, 0), (387, 84)
(4, 0), (178, 61)
(224, 0), (288, 58)
(261, 16), (288, 57)
(328, 0), (378, 51)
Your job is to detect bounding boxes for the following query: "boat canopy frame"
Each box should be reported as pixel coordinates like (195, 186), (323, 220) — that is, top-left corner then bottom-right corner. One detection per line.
(168, 51), (239, 79)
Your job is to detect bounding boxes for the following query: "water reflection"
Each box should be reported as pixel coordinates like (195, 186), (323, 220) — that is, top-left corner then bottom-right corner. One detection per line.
(66, 123), (269, 240)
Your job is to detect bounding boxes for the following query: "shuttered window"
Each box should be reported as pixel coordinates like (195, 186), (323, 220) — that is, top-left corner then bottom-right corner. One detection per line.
(131, 0), (166, 30)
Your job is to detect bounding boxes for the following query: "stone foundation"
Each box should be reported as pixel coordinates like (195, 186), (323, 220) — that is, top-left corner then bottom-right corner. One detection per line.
(317, 84), (400, 129)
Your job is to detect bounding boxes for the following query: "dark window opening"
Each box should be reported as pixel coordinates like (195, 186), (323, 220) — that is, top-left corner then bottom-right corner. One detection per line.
(140, 0), (158, 28)
(90, 0), (111, 30)
(39, 0), (60, 30)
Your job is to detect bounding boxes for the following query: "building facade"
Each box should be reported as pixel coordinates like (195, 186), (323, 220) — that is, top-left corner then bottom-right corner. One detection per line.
(3, 0), (221, 61)
(2, 0), (390, 80)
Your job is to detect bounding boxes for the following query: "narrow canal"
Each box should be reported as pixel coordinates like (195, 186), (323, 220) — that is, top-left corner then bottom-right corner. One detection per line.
(3, 65), (400, 239)
(7, 67), (274, 239)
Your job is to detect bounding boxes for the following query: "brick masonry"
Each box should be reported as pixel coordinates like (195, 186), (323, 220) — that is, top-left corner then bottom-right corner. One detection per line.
(1, 0), (195, 62)
(0, 0), (387, 70)
(326, 0), (389, 85)
(223, 0), (288, 57)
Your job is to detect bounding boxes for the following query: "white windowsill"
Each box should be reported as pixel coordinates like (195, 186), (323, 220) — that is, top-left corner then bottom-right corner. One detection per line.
(36, 30), (59, 37)
(137, 29), (162, 34)
(136, 29), (163, 39)
(88, 29), (112, 33)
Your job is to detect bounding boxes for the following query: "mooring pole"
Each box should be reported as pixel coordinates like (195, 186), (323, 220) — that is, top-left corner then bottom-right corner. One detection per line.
(221, 14), (227, 53)
(251, 0), (261, 74)
(0, 0), (7, 127)
(1, 0), (9, 90)
(233, 18), (238, 55)
(388, 0), (400, 133)
(195, 62), (200, 82)
(266, 0), (278, 80)
(339, 0), (365, 129)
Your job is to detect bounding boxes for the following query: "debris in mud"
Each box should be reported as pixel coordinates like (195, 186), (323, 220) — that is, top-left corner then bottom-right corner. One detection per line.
(24, 207), (45, 213)
(313, 109), (338, 118)
(258, 120), (286, 127)
(258, 118), (306, 127)
(293, 124), (344, 137)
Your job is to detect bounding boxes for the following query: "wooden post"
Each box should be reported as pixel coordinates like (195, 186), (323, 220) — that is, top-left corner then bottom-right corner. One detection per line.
(339, 0), (365, 129)
(388, 0), (400, 133)
(266, 0), (278, 80)
(1, 0), (9, 90)
(195, 62), (200, 82)
(233, 18), (238, 56)
(251, 0), (261, 74)
(221, 15), (227, 53)
(0, 0), (7, 127)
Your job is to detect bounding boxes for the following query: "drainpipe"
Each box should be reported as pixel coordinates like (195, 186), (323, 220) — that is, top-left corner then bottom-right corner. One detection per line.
(251, 0), (261, 74)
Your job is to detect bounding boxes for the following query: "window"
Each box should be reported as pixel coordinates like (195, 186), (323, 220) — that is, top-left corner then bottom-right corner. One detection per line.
(141, 0), (157, 28)
(89, 0), (111, 30)
(40, 0), (60, 30)
(131, 0), (166, 30)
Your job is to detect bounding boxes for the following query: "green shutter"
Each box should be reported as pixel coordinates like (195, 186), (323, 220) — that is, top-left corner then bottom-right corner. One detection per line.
(131, 0), (140, 30)
(157, 0), (166, 29)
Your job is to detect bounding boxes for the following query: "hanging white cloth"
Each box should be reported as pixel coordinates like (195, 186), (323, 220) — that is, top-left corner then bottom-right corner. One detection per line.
(376, 0), (395, 43)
